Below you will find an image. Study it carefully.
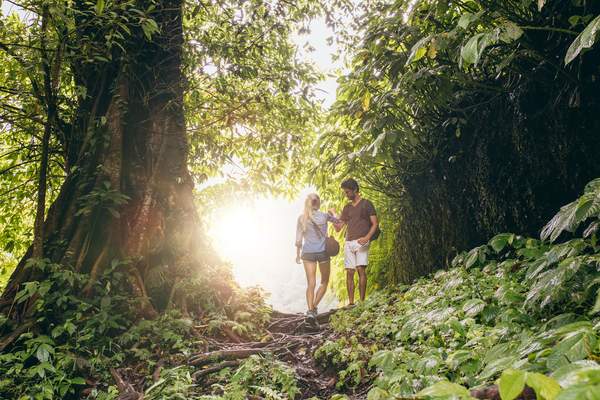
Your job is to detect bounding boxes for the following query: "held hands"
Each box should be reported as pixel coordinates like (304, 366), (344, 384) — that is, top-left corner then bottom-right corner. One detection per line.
(357, 237), (369, 246)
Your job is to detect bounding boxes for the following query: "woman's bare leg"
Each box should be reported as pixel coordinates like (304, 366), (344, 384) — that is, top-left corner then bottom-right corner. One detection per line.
(303, 261), (317, 311)
(313, 261), (331, 310)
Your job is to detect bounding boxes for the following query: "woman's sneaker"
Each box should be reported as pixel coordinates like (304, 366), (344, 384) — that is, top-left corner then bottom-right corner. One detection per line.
(306, 309), (317, 325)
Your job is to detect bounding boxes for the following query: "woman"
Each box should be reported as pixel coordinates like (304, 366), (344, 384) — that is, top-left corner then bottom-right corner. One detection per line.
(295, 193), (338, 324)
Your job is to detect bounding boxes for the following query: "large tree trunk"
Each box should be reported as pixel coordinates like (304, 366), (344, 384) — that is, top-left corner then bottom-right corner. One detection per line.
(1, 0), (201, 320)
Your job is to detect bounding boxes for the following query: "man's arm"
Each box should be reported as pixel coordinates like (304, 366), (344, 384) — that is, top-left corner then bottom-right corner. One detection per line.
(357, 215), (378, 245)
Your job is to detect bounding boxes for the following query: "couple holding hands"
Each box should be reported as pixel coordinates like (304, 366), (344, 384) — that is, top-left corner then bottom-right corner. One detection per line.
(294, 178), (379, 325)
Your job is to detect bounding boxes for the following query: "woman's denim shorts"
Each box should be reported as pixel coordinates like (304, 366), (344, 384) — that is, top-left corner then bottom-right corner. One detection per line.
(301, 251), (330, 263)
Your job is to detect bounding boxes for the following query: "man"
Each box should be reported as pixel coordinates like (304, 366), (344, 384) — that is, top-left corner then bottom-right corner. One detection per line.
(332, 178), (378, 305)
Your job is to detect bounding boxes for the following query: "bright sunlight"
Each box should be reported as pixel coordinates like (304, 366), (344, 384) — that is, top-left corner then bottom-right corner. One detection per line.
(208, 189), (338, 313)
(204, 17), (343, 312)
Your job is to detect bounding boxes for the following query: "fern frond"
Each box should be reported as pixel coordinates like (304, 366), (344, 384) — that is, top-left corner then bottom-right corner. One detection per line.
(584, 178), (600, 193)
(541, 180), (600, 243)
(252, 385), (285, 400)
(540, 200), (579, 242)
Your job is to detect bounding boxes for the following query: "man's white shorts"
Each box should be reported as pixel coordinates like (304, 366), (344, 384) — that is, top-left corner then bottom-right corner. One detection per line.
(344, 240), (370, 269)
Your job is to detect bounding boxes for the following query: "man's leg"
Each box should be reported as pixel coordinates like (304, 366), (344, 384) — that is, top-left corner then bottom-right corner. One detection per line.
(344, 240), (357, 305)
(355, 241), (370, 301)
(357, 266), (367, 301)
(303, 261), (317, 312)
(346, 268), (356, 305)
(314, 261), (330, 309)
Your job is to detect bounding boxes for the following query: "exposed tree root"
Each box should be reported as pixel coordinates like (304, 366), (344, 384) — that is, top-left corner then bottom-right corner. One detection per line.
(106, 308), (341, 399)
(110, 367), (142, 400)
(186, 308), (340, 398)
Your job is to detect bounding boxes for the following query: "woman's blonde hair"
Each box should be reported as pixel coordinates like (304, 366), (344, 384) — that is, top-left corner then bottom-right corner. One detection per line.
(301, 193), (320, 232)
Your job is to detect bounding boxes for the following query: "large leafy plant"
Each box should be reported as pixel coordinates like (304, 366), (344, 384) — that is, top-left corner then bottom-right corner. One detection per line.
(318, 177), (600, 399)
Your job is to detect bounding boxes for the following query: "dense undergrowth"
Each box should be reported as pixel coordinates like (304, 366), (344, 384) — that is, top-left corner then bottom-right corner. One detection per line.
(2, 175), (600, 399)
(317, 178), (600, 399)
(0, 257), (271, 399)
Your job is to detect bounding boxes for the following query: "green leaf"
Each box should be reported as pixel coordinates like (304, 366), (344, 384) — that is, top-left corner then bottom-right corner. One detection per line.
(362, 91), (371, 111)
(417, 381), (471, 398)
(526, 372), (561, 400)
(457, 12), (480, 30)
(460, 32), (496, 67)
(500, 21), (523, 42)
(556, 384), (600, 400)
(369, 350), (396, 374)
(406, 36), (431, 65)
(70, 377), (87, 385)
(95, 0), (105, 15)
(462, 299), (486, 317)
(35, 343), (54, 363)
(565, 15), (600, 65)
(367, 387), (392, 400)
(552, 361), (600, 387)
(498, 369), (526, 400)
(489, 233), (514, 253)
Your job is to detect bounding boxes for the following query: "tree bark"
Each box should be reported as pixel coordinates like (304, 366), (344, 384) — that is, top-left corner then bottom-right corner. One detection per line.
(1, 0), (202, 321)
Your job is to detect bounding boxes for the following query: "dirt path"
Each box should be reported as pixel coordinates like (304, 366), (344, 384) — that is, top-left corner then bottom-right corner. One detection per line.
(108, 309), (359, 399)
(189, 309), (341, 399)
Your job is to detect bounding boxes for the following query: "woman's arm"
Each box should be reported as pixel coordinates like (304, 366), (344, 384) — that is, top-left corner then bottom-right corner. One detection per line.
(329, 208), (345, 232)
(295, 217), (303, 264)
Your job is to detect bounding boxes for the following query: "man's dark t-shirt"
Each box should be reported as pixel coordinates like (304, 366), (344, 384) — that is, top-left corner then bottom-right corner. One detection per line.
(340, 199), (377, 241)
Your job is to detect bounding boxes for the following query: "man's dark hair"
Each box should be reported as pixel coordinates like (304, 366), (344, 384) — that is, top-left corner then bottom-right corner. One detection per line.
(341, 178), (359, 192)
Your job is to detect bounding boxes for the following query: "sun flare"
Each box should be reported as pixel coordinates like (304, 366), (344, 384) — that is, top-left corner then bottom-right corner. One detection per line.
(206, 191), (339, 313)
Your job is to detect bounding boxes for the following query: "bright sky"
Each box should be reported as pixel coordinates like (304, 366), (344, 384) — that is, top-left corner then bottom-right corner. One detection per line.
(292, 16), (343, 107)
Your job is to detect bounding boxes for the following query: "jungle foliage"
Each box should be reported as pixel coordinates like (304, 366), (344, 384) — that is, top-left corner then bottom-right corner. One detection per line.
(315, 178), (600, 399)
(318, 0), (600, 284)
(0, 0), (327, 398)
(2, 0), (600, 398)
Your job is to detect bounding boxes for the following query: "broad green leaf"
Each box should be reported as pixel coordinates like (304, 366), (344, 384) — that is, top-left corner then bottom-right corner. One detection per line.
(460, 32), (496, 67)
(500, 21), (523, 42)
(406, 36), (431, 65)
(462, 299), (485, 317)
(556, 384), (600, 400)
(369, 350), (396, 373)
(465, 248), (480, 268)
(526, 372), (561, 400)
(35, 343), (54, 363)
(489, 233), (514, 253)
(367, 387), (392, 400)
(417, 381), (471, 398)
(498, 369), (526, 400)
(70, 377), (87, 385)
(565, 15), (600, 65)
(552, 361), (600, 387)
(457, 12), (480, 30)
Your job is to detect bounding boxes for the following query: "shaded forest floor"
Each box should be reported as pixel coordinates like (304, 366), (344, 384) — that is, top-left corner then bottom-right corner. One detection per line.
(110, 308), (368, 400)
